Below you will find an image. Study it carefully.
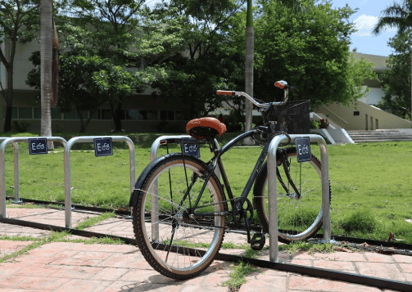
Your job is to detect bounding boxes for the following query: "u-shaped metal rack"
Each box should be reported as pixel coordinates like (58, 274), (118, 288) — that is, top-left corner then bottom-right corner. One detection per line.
(267, 134), (331, 262)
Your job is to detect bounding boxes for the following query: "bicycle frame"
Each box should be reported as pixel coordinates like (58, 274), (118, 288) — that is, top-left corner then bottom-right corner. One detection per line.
(184, 130), (261, 215)
(185, 128), (303, 223)
(212, 130), (269, 211)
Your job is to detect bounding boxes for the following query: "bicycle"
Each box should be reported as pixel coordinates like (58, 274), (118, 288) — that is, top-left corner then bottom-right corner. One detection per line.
(129, 80), (331, 279)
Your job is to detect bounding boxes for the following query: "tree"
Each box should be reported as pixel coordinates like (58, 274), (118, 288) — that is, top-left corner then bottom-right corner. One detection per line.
(373, 0), (412, 120)
(63, 0), (148, 131)
(26, 35), (159, 132)
(378, 31), (412, 119)
(0, 0), (38, 132)
(40, 0), (53, 140)
(252, 0), (376, 107)
(243, 0), (304, 144)
(150, 0), (246, 119)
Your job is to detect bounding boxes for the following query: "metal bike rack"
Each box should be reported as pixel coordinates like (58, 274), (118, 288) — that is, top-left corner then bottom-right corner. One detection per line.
(267, 134), (330, 262)
(64, 136), (135, 228)
(0, 137), (68, 219)
(0, 138), (19, 203)
(149, 135), (221, 241)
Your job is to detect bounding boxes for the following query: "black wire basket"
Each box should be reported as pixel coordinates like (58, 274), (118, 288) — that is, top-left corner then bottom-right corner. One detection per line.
(264, 100), (310, 134)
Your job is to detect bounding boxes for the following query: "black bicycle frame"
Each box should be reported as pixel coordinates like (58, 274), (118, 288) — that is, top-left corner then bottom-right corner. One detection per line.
(189, 129), (269, 216)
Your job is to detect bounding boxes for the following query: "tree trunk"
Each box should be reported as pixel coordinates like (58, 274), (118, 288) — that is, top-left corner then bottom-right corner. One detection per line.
(116, 98), (123, 131)
(110, 99), (123, 132)
(243, 0), (254, 145)
(40, 0), (53, 144)
(3, 66), (13, 132)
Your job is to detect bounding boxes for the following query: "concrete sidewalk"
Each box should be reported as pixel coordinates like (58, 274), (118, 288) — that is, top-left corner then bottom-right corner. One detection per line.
(0, 207), (411, 291)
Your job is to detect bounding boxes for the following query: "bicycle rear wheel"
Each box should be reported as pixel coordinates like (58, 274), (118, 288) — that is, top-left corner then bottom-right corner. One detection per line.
(133, 154), (226, 280)
(253, 147), (331, 242)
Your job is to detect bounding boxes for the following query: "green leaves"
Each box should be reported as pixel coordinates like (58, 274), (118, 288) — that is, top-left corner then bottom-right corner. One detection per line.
(253, 0), (374, 107)
(373, 0), (412, 35)
(378, 31), (412, 119)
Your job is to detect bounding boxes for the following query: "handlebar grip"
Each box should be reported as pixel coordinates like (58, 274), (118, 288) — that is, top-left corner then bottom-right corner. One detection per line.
(216, 90), (236, 96)
(274, 80), (288, 90)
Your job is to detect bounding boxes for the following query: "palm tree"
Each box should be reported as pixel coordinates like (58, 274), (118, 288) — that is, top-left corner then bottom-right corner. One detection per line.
(373, 0), (412, 120)
(243, 0), (304, 145)
(40, 0), (53, 141)
(243, 0), (254, 145)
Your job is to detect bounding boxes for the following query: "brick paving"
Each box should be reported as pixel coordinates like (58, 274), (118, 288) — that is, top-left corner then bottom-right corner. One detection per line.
(0, 207), (411, 291)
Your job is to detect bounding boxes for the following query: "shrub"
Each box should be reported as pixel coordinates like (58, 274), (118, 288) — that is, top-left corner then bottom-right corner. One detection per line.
(12, 121), (30, 132)
(340, 209), (377, 233)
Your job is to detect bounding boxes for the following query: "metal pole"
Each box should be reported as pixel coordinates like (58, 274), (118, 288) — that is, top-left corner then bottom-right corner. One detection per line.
(0, 140), (7, 218)
(268, 134), (330, 262)
(0, 138), (19, 203)
(12, 142), (20, 203)
(319, 141), (331, 242)
(64, 136), (135, 228)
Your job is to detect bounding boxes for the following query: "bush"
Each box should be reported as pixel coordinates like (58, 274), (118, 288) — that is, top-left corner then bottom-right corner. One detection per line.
(340, 209), (377, 233)
(225, 110), (243, 132)
(310, 120), (321, 129)
(12, 121), (30, 132)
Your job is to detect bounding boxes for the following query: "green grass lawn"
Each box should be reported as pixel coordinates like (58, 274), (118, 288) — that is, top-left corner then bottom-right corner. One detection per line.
(2, 133), (412, 244)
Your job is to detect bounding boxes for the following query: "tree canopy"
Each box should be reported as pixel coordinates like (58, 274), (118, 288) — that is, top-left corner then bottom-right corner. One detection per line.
(0, 0), (39, 131)
(20, 0), (377, 131)
(251, 0), (376, 107)
(378, 31), (412, 119)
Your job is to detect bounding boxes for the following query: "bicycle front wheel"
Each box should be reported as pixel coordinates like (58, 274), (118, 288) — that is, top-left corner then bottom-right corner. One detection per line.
(253, 147), (331, 242)
(133, 154), (226, 280)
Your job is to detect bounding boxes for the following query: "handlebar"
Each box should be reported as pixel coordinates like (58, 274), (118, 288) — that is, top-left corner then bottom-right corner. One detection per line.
(216, 80), (290, 108)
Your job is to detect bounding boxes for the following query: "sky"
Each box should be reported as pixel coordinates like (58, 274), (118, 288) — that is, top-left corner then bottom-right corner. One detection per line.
(330, 0), (398, 57)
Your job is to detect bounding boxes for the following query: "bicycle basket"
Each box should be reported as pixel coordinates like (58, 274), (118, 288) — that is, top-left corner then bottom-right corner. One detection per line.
(264, 100), (310, 134)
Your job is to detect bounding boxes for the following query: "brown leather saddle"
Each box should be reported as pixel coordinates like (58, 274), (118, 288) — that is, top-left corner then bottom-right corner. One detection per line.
(186, 117), (227, 140)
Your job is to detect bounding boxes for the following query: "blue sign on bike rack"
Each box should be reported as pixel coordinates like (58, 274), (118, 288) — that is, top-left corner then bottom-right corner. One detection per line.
(181, 140), (200, 158)
(28, 138), (48, 155)
(295, 137), (311, 162)
(93, 138), (113, 157)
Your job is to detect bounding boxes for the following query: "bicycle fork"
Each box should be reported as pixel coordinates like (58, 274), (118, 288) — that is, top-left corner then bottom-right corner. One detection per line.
(277, 149), (302, 199)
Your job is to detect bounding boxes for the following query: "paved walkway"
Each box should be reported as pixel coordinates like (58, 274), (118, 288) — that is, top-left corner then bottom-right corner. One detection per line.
(0, 207), (411, 291)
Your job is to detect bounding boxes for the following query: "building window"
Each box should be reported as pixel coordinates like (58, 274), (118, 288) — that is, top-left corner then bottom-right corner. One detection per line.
(89, 110), (98, 119)
(77, 111), (90, 119)
(160, 110), (175, 121)
(175, 111), (184, 120)
(147, 110), (157, 120)
(101, 109), (111, 120)
(52, 108), (62, 119)
(19, 107), (33, 119)
(34, 107), (61, 119)
(126, 109), (147, 120)
(8, 106), (181, 121)
(64, 109), (76, 120)
(168, 110), (175, 120)
(353, 111), (360, 116)
(34, 108), (41, 119)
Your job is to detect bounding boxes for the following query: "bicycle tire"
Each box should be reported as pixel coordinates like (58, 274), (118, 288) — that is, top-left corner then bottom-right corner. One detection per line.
(253, 147), (331, 242)
(133, 154), (226, 280)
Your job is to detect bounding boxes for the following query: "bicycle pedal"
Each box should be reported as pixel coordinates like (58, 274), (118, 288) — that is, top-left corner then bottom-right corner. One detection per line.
(250, 233), (265, 250)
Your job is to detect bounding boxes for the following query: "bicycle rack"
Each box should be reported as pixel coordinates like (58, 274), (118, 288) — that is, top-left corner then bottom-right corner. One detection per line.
(267, 134), (330, 262)
(149, 135), (221, 242)
(0, 138), (19, 203)
(0, 137), (68, 219)
(64, 136), (136, 228)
